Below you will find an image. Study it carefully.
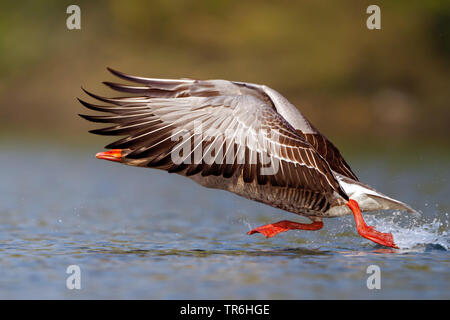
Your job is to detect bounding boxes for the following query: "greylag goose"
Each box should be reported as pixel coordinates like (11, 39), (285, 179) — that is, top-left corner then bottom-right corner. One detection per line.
(79, 68), (416, 248)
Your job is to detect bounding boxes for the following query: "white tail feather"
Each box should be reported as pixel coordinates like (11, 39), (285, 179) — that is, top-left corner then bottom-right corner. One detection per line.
(330, 173), (419, 217)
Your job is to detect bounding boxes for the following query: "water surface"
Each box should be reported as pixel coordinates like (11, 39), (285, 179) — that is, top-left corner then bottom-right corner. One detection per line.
(0, 145), (448, 299)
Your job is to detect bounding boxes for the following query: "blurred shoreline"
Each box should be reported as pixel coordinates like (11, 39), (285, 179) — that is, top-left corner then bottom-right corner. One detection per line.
(1, 1), (449, 162)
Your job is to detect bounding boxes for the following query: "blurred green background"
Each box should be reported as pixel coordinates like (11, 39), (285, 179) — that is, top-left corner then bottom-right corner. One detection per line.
(0, 0), (449, 156)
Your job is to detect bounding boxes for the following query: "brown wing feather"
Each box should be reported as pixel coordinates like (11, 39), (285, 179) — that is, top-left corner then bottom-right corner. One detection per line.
(239, 83), (358, 181)
(302, 132), (358, 181)
(79, 69), (349, 205)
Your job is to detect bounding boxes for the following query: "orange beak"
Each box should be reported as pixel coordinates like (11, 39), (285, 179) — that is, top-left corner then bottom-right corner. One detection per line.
(95, 149), (122, 162)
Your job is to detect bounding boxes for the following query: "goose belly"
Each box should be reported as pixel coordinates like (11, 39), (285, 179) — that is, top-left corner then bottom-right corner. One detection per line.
(187, 172), (344, 218)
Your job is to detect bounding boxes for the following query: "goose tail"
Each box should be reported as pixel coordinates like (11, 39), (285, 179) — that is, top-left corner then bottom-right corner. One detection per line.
(335, 173), (419, 216)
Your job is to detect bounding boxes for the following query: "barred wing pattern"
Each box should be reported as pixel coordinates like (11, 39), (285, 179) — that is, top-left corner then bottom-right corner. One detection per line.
(79, 69), (349, 211)
(249, 83), (358, 181)
(303, 132), (357, 181)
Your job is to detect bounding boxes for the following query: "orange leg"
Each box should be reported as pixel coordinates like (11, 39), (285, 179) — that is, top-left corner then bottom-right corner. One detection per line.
(347, 199), (398, 249)
(247, 219), (323, 238)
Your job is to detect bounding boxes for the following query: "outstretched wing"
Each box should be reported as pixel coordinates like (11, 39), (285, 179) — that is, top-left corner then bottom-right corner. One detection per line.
(79, 68), (348, 199)
(246, 84), (358, 181)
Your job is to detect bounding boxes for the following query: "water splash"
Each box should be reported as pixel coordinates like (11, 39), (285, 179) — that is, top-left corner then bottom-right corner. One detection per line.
(366, 211), (449, 250)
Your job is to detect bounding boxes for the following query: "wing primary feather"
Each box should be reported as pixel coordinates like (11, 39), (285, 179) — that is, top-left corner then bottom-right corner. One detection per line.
(107, 67), (194, 86)
(79, 74), (352, 205)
